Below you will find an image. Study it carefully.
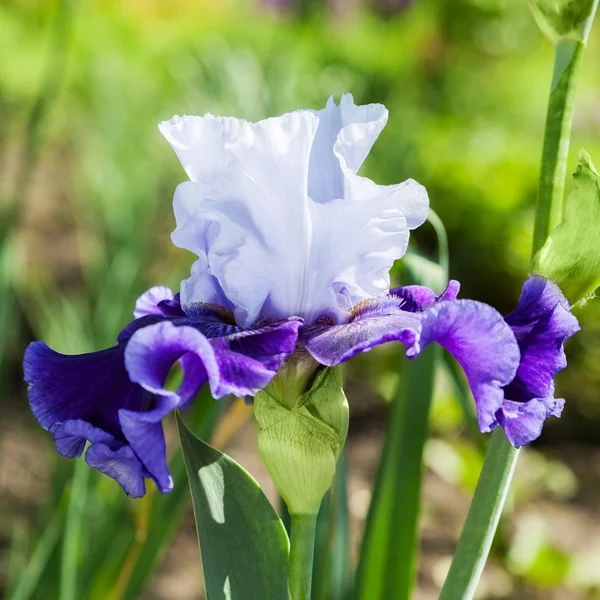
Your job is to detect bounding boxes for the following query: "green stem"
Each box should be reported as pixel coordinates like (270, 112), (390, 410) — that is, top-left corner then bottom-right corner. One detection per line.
(531, 39), (583, 255)
(531, 0), (599, 257)
(438, 430), (519, 600)
(289, 514), (318, 600)
(441, 6), (598, 599)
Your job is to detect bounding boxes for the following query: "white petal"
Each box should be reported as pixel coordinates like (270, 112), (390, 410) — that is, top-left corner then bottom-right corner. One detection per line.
(308, 93), (388, 203)
(159, 115), (246, 182)
(134, 286), (174, 318)
(161, 97), (429, 326)
(180, 258), (233, 311)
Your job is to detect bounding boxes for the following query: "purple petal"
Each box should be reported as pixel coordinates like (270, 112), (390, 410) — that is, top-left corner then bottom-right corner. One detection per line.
(503, 276), (580, 402)
(211, 318), (301, 396)
(417, 300), (520, 431)
(302, 297), (420, 365)
(157, 292), (187, 318)
(23, 331), (170, 496)
(390, 280), (460, 312)
(124, 318), (302, 400)
(85, 440), (147, 498)
(495, 396), (565, 448)
(23, 342), (151, 438)
(134, 286), (176, 318)
(53, 419), (147, 498)
(52, 419), (115, 458)
(124, 321), (218, 402)
(119, 408), (175, 493)
(303, 294), (520, 433)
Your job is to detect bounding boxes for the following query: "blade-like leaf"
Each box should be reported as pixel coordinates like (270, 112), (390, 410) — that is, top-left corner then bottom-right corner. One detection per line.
(177, 412), (290, 600)
(312, 451), (350, 600)
(533, 150), (600, 304)
(120, 393), (227, 600)
(354, 346), (439, 600)
(353, 216), (449, 600)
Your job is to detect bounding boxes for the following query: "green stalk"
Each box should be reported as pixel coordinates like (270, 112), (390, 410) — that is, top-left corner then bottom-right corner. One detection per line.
(532, 2), (599, 255)
(289, 514), (318, 600)
(438, 430), (518, 600)
(441, 5), (598, 598)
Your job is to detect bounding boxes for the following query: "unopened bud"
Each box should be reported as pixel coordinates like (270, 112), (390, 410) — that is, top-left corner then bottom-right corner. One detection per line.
(254, 360), (349, 516)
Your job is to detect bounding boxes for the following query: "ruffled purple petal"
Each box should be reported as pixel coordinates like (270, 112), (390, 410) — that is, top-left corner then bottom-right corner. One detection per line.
(52, 419), (147, 498)
(23, 339), (164, 496)
(124, 321), (219, 401)
(503, 276), (580, 402)
(494, 396), (565, 448)
(85, 441), (147, 498)
(119, 406), (176, 493)
(390, 280), (460, 312)
(485, 276), (579, 446)
(23, 342), (152, 438)
(305, 276), (579, 447)
(416, 300), (521, 431)
(124, 318), (302, 400)
(303, 291), (520, 433)
(302, 297), (420, 365)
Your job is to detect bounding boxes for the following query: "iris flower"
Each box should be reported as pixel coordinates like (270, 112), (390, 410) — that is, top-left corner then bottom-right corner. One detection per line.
(23, 95), (579, 498)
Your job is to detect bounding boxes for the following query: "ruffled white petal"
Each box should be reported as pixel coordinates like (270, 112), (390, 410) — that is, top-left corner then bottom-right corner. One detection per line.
(308, 93), (388, 204)
(160, 95), (429, 326)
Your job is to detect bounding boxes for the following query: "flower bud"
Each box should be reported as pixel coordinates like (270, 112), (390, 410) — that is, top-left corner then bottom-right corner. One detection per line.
(254, 357), (349, 516)
(530, 0), (597, 43)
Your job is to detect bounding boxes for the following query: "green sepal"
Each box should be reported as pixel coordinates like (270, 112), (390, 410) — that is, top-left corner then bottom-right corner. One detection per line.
(254, 366), (349, 516)
(533, 150), (600, 306)
(176, 412), (290, 600)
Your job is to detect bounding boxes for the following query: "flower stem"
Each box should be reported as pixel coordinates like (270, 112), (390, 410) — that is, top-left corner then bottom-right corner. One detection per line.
(438, 429), (519, 600)
(288, 513), (318, 600)
(531, 40), (582, 255)
(532, 2), (599, 256)
(441, 6), (598, 599)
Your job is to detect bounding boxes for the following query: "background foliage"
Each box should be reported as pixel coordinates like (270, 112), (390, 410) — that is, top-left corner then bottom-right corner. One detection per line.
(1, 0), (600, 599)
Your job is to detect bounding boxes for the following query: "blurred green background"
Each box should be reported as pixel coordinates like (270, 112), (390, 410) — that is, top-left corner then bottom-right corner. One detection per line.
(1, 0), (600, 599)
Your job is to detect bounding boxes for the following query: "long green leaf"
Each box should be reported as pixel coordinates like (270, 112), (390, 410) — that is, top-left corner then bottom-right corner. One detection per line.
(120, 392), (226, 599)
(177, 412), (290, 600)
(60, 453), (91, 600)
(312, 451), (350, 600)
(354, 346), (439, 600)
(9, 509), (63, 600)
(353, 214), (449, 599)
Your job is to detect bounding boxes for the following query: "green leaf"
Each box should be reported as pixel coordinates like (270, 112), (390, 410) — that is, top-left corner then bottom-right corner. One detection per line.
(8, 508), (64, 600)
(533, 150), (600, 304)
(121, 393), (225, 600)
(177, 412), (290, 600)
(312, 451), (350, 600)
(354, 346), (439, 600)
